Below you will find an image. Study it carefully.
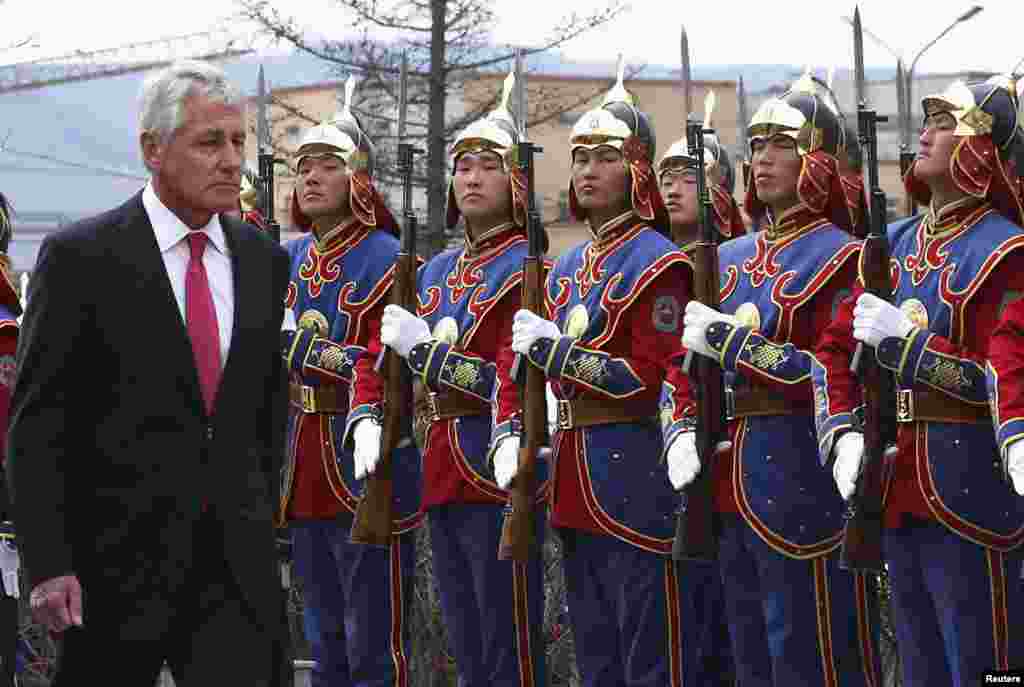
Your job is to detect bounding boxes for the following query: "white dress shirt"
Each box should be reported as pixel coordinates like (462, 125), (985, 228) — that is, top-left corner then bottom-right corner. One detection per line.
(142, 183), (234, 368)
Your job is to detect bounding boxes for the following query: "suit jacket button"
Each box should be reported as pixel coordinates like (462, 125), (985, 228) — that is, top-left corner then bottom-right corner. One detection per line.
(207, 426), (214, 441)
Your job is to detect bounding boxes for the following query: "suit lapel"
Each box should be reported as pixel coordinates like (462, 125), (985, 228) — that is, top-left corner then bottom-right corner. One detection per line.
(119, 192), (206, 414)
(218, 217), (256, 408)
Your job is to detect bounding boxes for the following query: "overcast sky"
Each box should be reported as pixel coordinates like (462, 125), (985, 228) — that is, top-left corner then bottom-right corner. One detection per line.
(2, 0), (1020, 76)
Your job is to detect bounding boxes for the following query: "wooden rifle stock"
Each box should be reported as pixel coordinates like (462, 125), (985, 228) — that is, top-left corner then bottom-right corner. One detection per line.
(350, 252), (415, 546)
(674, 120), (726, 562)
(841, 108), (894, 573)
(498, 255), (544, 561)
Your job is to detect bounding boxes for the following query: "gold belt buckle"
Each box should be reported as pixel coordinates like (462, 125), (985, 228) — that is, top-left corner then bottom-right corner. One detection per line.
(427, 392), (441, 422)
(556, 400), (573, 430)
(300, 385), (317, 414)
(896, 389), (914, 423)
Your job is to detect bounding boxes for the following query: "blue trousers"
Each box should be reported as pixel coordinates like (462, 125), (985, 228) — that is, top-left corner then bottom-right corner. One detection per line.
(428, 503), (546, 687)
(884, 518), (1024, 686)
(559, 530), (698, 687)
(290, 515), (415, 687)
(718, 515), (880, 687)
(686, 560), (735, 685)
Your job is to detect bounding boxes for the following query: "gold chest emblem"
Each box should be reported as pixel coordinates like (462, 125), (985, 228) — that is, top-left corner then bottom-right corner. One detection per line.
(734, 302), (761, 329)
(565, 304), (590, 338)
(433, 316), (460, 345)
(298, 309), (330, 335)
(900, 298), (929, 330)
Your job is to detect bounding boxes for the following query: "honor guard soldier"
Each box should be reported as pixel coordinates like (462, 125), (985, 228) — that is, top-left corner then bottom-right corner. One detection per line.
(816, 75), (1024, 684)
(238, 170), (269, 231)
(0, 193), (20, 687)
(379, 67), (547, 687)
(656, 121), (741, 686)
(837, 124), (866, 237)
(279, 77), (421, 687)
(670, 73), (880, 686)
(509, 61), (700, 687)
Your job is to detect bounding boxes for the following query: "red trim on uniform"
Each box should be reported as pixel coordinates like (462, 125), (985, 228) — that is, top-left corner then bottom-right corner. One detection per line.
(389, 538), (409, 687)
(812, 557), (838, 687)
(987, 548), (1010, 670)
(854, 572), (879, 687)
(512, 561), (535, 687)
(448, 422), (507, 502)
(664, 559), (684, 687)
(733, 420), (843, 558)
(916, 424), (1024, 550)
(573, 437), (672, 553)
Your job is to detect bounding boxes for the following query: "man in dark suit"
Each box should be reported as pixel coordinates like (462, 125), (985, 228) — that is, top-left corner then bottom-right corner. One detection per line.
(6, 60), (291, 686)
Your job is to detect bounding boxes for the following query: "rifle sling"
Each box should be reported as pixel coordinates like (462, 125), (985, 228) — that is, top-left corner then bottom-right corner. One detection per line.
(554, 399), (658, 429)
(290, 383), (349, 414)
(895, 389), (990, 425)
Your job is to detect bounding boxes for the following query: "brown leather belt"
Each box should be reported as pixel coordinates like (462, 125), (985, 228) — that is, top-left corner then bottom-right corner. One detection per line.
(414, 390), (490, 424)
(554, 399), (658, 429)
(727, 387), (811, 419)
(896, 389), (991, 424)
(289, 383), (348, 414)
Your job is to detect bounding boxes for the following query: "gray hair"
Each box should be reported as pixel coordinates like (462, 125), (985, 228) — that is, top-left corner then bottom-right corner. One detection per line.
(139, 60), (243, 145)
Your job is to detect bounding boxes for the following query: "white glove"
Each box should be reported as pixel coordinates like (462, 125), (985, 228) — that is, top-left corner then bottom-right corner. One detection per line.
(667, 433), (701, 489)
(1007, 440), (1024, 496)
(352, 418), (383, 480)
(665, 432), (733, 489)
(681, 301), (741, 360)
(511, 309), (562, 356)
(282, 308), (297, 332)
(493, 436), (520, 489)
(380, 304), (432, 358)
(0, 539), (19, 599)
(546, 383), (558, 436)
(852, 293), (915, 348)
(833, 432), (865, 500)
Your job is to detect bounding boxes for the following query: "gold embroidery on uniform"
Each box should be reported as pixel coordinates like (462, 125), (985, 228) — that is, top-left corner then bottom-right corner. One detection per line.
(450, 360), (480, 389)
(921, 357), (971, 391)
(320, 346), (351, 374)
(569, 354), (608, 384)
(746, 340), (788, 371)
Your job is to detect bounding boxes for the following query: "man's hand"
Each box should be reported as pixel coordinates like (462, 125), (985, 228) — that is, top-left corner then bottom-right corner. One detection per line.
(492, 436), (520, 489)
(380, 304), (432, 358)
(681, 301), (741, 360)
(1007, 440), (1024, 496)
(833, 432), (865, 500)
(511, 310), (562, 356)
(852, 293), (915, 347)
(353, 418), (383, 480)
(29, 574), (83, 633)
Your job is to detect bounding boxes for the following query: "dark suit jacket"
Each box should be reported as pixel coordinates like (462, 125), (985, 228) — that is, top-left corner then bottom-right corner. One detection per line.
(6, 191), (290, 640)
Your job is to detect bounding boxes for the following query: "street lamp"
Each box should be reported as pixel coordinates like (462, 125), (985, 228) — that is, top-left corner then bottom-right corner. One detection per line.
(904, 5), (984, 146)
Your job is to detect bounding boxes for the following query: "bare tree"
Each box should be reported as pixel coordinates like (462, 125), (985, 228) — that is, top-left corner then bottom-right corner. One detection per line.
(236, 0), (627, 254)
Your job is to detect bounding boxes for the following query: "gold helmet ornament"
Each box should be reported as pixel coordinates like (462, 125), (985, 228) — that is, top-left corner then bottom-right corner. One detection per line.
(290, 75), (397, 234)
(905, 74), (1024, 224)
(744, 70), (856, 232)
(445, 62), (534, 238)
(568, 55), (668, 234)
(657, 91), (745, 238)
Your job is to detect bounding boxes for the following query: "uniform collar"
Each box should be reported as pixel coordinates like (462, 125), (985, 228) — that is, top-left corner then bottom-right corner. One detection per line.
(313, 216), (363, 251)
(925, 196), (986, 236)
(762, 203), (823, 242)
(464, 221), (519, 257)
(588, 209), (637, 245)
(143, 182), (228, 256)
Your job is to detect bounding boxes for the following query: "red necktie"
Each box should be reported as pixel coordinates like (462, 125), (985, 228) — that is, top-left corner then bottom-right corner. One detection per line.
(186, 232), (221, 414)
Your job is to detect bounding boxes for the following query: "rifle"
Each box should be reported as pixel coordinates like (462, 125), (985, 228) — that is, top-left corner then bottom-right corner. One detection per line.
(896, 58), (917, 217)
(499, 51), (545, 562)
(350, 54), (420, 546)
(256, 65), (282, 244)
(674, 113), (727, 562)
(736, 75), (751, 194)
(842, 10), (896, 572)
